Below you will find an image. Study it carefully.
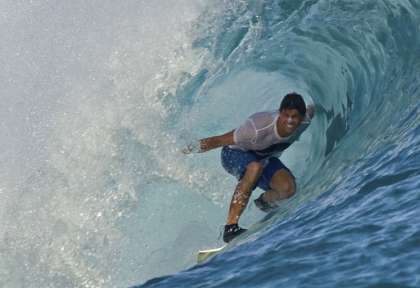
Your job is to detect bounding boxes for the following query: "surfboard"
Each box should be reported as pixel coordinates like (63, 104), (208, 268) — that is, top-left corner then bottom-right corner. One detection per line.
(196, 209), (279, 263)
(197, 245), (227, 263)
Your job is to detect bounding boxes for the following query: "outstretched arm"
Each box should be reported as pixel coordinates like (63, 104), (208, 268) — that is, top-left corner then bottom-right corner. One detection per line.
(183, 130), (234, 154)
(200, 130), (235, 152)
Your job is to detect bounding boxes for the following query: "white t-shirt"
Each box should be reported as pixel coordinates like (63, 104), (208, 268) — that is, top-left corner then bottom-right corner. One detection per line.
(230, 110), (312, 158)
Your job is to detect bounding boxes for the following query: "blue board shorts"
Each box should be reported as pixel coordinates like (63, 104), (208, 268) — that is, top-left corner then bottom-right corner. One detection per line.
(221, 146), (295, 191)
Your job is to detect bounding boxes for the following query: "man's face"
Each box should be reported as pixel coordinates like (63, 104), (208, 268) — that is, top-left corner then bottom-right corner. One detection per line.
(279, 109), (304, 135)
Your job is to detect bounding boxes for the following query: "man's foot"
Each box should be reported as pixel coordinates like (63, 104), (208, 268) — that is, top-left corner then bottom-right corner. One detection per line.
(223, 224), (247, 243)
(254, 194), (278, 213)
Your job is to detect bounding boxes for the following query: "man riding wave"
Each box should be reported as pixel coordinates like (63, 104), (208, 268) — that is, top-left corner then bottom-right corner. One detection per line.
(183, 93), (315, 243)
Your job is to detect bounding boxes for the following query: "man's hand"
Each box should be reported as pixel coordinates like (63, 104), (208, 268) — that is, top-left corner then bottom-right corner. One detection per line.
(181, 140), (202, 154)
(306, 105), (315, 119)
(181, 130), (234, 154)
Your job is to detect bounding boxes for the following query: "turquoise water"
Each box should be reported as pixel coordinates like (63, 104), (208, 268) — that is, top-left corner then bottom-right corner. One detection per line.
(1, 1), (419, 287)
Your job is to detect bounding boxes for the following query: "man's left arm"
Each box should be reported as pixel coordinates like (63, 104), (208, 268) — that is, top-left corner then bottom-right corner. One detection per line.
(306, 104), (315, 120)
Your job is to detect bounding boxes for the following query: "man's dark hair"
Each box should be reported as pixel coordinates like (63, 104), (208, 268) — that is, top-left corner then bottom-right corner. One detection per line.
(279, 92), (306, 116)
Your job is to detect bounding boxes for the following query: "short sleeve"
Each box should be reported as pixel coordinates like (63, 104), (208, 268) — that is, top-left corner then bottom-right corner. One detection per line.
(233, 119), (257, 147)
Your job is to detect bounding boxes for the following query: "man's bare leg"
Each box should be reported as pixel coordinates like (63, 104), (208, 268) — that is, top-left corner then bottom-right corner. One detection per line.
(227, 161), (263, 225)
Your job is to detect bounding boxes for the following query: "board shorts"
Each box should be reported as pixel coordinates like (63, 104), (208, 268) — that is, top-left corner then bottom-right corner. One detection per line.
(221, 146), (295, 191)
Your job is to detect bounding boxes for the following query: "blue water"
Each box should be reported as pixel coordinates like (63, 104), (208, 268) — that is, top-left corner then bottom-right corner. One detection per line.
(0, 0), (419, 287)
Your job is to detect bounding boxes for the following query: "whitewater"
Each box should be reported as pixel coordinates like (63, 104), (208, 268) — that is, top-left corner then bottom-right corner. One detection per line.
(0, 0), (419, 287)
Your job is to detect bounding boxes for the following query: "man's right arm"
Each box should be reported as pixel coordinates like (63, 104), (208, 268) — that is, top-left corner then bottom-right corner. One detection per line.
(183, 116), (257, 154)
(182, 130), (234, 154)
(199, 130), (235, 152)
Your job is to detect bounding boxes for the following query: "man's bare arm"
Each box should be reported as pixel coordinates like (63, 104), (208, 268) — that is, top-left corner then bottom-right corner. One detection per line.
(183, 130), (235, 154)
(199, 130), (235, 152)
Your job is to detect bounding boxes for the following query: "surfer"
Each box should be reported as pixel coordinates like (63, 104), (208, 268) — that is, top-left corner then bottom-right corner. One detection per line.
(183, 93), (314, 243)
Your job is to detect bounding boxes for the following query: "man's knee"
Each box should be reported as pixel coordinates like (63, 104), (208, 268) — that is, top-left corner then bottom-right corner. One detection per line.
(284, 182), (296, 198)
(271, 171), (296, 198)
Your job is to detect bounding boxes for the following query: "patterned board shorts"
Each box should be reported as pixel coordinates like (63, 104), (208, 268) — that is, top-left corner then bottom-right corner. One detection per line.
(221, 146), (295, 191)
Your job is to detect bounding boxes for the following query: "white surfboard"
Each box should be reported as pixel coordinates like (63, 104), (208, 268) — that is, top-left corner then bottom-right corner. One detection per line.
(196, 209), (279, 263)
